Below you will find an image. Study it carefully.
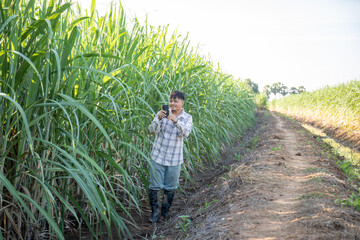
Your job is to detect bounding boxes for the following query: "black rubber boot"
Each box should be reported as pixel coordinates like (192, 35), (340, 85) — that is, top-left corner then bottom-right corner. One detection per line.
(148, 189), (159, 223)
(161, 189), (175, 220)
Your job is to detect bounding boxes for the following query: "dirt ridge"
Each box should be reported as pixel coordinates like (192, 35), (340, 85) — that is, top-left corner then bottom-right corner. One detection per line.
(282, 114), (360, 151)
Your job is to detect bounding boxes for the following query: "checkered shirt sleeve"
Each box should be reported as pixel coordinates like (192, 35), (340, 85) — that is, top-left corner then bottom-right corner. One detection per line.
(149, 110), (193, 166)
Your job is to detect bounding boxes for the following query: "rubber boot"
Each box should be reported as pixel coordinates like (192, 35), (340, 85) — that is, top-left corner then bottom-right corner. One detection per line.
(148, 189), (159, 223)
(161, 189), (175, 220)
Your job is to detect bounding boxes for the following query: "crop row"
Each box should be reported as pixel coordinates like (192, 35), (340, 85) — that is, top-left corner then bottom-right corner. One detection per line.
(0, 0), (256, 238)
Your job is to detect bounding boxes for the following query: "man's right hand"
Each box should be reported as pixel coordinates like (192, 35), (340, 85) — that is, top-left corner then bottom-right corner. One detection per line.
(158, 110), (167, 120)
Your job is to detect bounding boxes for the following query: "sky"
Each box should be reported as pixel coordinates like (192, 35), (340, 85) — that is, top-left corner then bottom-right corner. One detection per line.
(75, 0), (360, 92)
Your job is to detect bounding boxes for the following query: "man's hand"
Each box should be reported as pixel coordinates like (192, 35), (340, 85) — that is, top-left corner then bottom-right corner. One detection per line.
(158, 110), (167, 120)
(167, 112), (178, 123)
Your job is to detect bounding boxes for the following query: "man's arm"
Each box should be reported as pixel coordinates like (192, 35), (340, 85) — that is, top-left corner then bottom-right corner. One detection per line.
(174, 115), (192, 138)
(149, 114), (161, 135)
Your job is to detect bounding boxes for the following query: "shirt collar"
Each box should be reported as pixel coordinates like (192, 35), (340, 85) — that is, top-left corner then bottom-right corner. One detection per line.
(178, 108), (185, 119)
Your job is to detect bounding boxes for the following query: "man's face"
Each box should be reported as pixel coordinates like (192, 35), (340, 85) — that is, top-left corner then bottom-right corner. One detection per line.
(169, 97), (184, 112)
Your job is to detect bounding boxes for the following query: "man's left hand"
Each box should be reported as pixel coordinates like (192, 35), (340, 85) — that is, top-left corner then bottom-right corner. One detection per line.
(167, 113), (178, 123)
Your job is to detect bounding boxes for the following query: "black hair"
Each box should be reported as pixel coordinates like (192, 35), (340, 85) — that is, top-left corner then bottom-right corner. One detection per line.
(170, 90), (185, 101)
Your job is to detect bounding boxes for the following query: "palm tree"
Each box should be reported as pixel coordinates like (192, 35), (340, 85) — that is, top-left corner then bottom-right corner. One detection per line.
(289, 87), (298, 94)
(298, 86), (306, 93)
(263, 85), (271, 99)
(280, 85), (289, 97)
(271, 82), (284, 98)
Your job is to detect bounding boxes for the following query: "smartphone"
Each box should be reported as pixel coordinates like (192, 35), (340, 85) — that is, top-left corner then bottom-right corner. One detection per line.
(162, 104), (169, 117)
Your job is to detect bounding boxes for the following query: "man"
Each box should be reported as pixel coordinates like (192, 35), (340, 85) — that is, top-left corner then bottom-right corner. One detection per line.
(148, 90), (193, 223)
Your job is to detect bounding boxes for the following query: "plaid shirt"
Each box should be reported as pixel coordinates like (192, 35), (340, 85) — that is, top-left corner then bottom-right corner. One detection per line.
(149, 109), (193, 166)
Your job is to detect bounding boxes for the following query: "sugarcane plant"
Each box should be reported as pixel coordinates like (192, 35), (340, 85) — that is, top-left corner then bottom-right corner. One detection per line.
(0, 0), (256, 238)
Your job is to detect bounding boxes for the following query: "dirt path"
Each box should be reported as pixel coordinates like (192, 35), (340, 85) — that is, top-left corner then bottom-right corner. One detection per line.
(220, 112), (317, 239)
(136, 111), (360, 240)
(213, 111), (357, 240)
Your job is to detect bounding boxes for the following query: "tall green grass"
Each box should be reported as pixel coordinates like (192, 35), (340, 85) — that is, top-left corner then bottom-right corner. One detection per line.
(0, 0), (256, 238)
(255, 93), (268, 109)
(269, 80), (360, 147)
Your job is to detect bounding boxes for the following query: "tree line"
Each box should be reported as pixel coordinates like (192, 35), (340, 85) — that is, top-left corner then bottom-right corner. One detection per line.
(243, 79), (306, 99)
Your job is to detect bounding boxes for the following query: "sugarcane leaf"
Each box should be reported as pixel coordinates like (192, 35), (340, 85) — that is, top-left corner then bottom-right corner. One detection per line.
(0, 15), (18, 34)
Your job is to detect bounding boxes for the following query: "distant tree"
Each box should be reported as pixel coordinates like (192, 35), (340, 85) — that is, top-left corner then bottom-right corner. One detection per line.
(270, 82), (280, 97)
(265, 82), (305, 98)
(289, 87), (298, 94)
(271, 82), (286, 98)
(298, 86), (306, 93)
(280, 85), (288, 97)
(263, 85), (271, 99)
(244, 79), (259, 94)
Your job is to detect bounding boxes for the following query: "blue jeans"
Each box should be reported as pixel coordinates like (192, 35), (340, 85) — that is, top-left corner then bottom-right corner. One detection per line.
(149, 161), (182, 191)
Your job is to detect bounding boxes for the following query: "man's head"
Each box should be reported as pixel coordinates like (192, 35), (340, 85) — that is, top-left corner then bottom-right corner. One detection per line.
(170, 91), (185, 101)
(169, 90), (185, 113)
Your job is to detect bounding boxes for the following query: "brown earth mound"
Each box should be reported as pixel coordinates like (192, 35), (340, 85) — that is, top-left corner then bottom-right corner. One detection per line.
(285, 115), (360, 152)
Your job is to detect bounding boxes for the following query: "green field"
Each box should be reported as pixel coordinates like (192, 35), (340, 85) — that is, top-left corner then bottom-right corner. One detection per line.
(0, 0), (256, 238)
(270, 80), (360, 148)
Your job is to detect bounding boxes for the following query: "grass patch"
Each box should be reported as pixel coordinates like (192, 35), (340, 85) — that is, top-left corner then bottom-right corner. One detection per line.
(175, 215), (192, 232)
(304, 167), (327, 173)
(298, 192), (325, 200)
(249, 136), (260, 149)
(311, 176), (323, 183)
(336, 190), (360, 211)
(199, 198), (218, 212)
(272, 145), (282, 151)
